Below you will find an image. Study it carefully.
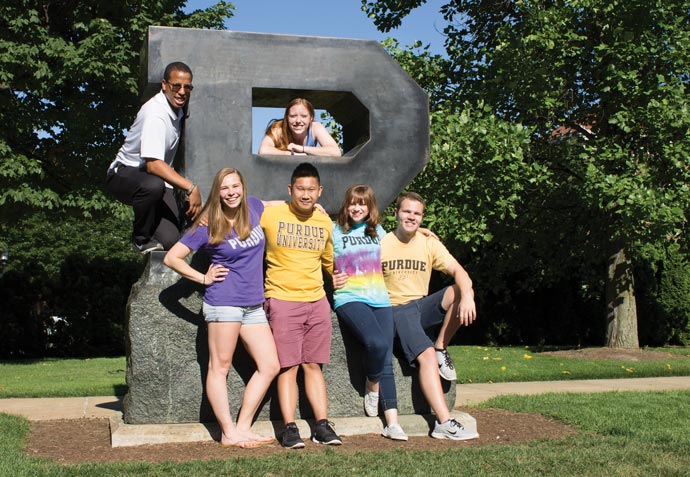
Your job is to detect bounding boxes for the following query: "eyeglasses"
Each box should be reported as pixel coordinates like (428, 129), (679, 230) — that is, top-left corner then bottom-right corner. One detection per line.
(167, 82), (194, 92)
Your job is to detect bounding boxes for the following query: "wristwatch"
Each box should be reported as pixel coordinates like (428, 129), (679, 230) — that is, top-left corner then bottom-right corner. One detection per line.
(186, 183), (197, 196)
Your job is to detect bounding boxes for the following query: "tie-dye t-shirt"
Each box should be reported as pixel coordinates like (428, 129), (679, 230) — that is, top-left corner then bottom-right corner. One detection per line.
(332, 222), (391, 309)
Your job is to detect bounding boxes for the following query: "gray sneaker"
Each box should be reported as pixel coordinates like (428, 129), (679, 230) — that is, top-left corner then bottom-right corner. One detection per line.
(436, 348), (457, 381)
(382, 423), (408, 441)
(364, 388), (379, 417)
(431, 418), (478, 440)
(133, 240), (163, 255)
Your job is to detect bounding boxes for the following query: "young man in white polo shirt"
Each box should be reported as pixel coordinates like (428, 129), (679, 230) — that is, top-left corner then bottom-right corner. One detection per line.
(106, 61), (202, 254)
(381, 191), (478, 440)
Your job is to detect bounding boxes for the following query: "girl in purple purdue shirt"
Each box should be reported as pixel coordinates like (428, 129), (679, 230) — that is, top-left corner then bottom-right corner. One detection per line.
(165, 168), (279, 448)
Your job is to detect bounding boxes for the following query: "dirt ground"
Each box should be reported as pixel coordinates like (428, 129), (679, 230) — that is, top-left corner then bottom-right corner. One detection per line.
(26, 408), (577, 464)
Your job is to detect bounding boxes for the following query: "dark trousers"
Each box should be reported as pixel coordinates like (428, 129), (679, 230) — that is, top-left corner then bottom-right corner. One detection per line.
(336, 302), (398, 411)
(106, 165), (181, 249)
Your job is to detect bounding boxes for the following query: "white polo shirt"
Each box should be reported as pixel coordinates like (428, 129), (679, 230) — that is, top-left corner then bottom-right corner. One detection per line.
(109, 90), (184, 188)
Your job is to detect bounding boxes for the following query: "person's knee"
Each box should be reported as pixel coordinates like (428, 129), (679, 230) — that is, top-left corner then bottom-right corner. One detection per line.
(442, 285), (461, 310)
(260, 359), (281, 378)
(208, 360), (232, 376)
(365, 337), (388, 359)
(302, 362), (321, 373)
(138, 175), (166, 200)
(416, 347), (437, 367)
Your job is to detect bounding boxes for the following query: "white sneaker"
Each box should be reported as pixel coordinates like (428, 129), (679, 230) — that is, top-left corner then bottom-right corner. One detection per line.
(364, 388), (379, 417)
(382, 424), (408, 441)
(431, 418), (478, 440)
(436, 348), (457, 381)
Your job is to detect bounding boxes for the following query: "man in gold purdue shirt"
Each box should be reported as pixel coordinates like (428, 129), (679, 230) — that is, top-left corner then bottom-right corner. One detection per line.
(260, 163), (342, 449)
(381, 191), (478, 441)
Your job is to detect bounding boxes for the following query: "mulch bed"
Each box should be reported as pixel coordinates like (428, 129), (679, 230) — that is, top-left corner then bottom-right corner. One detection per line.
(26, 408), (577, 464)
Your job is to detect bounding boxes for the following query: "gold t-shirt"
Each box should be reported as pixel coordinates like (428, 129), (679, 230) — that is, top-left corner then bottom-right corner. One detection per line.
(261, 203), (334, 302)
(380, 231), (457, 306)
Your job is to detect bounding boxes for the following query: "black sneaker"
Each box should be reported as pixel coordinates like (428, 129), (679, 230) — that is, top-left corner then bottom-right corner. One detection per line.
(281, 422), (305, 449)
(311, 419), (342, 445)
(133, 240), (164, 255)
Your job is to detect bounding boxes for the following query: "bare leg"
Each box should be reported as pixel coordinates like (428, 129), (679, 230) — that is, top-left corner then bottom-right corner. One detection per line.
(435, 285), (462, 350)
(235, 323), (280, 442)
(277, 365), (299, 424)
(367, 380), (380, 393)
(417, 347), (451, 423)
(302, 362), (328, 421)
(206, 322), (260, 448)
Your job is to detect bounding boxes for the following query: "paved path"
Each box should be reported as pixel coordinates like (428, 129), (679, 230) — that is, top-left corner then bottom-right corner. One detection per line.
(2, 376), (689, 421)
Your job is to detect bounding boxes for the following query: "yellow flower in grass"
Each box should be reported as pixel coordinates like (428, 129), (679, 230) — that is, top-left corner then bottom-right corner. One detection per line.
(493, 357), (503, 361)
(561, 370), (571, 375)
(500, 366), (507, 372)
(665, 363), (672, 370)
(482, 356), (490, 361)
(523, 354), (533, 359)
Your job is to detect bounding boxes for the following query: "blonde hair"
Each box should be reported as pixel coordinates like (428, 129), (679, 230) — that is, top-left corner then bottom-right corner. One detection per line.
(194, 168), (251, 244)
(265, 98), (315, 150)
(336, 184), (380, 237)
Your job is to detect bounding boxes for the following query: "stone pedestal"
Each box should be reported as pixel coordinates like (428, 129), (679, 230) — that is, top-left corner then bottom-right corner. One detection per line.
(123, 252), (454, 424)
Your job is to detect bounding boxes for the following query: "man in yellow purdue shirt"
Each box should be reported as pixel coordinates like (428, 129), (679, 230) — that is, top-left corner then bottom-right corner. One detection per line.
(260, 162), (342, 449)
(381, 191), (479, 440)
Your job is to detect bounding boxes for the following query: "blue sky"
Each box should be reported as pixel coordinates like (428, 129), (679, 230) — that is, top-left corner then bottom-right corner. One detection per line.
(184, 1), (447, 53)
(183, 0), (448, 151)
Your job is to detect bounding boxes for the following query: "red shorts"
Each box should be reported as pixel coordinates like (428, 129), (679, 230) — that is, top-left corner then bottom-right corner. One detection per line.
(264, 296), (332, 368)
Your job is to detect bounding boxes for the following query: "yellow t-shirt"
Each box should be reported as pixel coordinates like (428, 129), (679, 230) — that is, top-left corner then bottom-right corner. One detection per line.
(261, 202), (334, 302)
(380, 231), (457, 306)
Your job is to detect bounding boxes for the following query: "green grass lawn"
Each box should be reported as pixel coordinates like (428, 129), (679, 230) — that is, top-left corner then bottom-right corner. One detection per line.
(0, 357), (126, 398)
(450, 346), (690, 384)
(1, 346), (688, 398)
(1, 390), (688, 476)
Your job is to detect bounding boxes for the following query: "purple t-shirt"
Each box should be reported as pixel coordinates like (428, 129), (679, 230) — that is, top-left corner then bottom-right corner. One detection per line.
(180, 197), (265, 306)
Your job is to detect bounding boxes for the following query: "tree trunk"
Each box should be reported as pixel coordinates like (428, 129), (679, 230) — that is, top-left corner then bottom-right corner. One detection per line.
(605, 246), (640, 349)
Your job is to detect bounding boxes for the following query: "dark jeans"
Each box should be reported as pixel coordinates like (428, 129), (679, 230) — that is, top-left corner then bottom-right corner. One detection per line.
(336, 302), (398, 411)
(106, 165), (181, 249)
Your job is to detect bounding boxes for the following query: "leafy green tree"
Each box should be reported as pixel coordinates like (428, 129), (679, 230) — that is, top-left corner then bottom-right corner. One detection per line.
(0, 1), (235, 356)
(365, 0), (690, 348)
(0, 1), (234, 218)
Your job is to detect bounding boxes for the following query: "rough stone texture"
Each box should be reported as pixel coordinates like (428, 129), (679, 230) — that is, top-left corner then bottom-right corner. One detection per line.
(124, 253), (454, 424)
(142, 26), (429, 212)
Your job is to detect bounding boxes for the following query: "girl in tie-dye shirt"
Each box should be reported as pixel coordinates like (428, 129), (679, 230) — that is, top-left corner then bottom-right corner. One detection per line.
(332, 185), (408, 441)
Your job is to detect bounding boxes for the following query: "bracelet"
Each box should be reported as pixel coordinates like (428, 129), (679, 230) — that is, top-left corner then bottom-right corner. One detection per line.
(203, 274), (206, 285)
(186, 183), (197, 197)
(290, 150), (295, 155)
(302, 145), (306, 153)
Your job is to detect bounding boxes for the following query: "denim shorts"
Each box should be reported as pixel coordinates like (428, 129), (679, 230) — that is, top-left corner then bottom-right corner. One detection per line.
(392, 287), (448, 365)
(203, 303), (267, 324)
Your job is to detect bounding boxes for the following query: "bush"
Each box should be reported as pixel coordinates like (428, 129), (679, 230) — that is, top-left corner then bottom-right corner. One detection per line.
(636, 245), (690, 346)
(0, 211), (143, 358)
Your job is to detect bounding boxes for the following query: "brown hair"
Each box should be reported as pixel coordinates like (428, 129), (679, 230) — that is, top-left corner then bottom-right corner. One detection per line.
(194, 168), (251, 244)
(265, 98), (315, 150)
(336, 184), (380, 237)
(395, 191), (425, 212)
